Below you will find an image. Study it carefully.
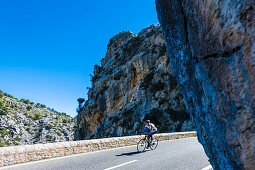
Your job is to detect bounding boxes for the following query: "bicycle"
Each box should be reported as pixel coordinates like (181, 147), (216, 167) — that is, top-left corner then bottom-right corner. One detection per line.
(137, 134), (159, 152)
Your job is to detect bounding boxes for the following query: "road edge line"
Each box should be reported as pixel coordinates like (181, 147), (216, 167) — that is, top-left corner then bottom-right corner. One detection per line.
(104, 160), (138, 170)
(201, 165), (213, 170)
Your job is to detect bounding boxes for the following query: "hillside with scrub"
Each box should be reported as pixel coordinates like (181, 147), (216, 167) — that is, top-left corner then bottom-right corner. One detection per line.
(0, 90), (76, 147)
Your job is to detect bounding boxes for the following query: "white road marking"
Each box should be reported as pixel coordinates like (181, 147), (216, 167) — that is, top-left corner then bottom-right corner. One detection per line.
(104, 160), (138, 170)
(201, 165), (213, 170)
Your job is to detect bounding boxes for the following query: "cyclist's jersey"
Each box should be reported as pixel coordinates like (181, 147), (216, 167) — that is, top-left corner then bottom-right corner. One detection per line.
(142, 123), (157, 134)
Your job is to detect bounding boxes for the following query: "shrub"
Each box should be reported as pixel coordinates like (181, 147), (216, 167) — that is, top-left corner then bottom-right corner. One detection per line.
(56, 132), (61, 136)
(7, 94), (13, 98)
(24, 99), (30, 104)
(0, 93), (3, 98)
(26, 128), (31, 133)
(60, 112), (67, 116)
(48, 124), (53, 129)
(20, 98), (25, 102)
(40, 104), (46, 108)
(30, 102), (34, 105)
(0, 107), (9, 115)
(14, 137), (22, 142)
(34, 113), (42, 120)
(5, 140), (11, 146)
(26, 106), (32, 111)
(46, 135), (52, 140)
(77, 98), (85, 104)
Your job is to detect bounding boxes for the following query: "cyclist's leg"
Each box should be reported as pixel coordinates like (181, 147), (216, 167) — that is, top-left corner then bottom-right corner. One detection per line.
(151, 130), (157, 141)
(148, 134), (152, 141)
(148, 129), (153, 141)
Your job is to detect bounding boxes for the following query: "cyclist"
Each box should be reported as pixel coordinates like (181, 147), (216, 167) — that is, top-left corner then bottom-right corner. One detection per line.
(141, 120), (158, 146)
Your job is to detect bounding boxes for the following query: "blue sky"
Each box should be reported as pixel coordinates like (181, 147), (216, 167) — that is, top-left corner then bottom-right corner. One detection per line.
(0, 0), (159, 117)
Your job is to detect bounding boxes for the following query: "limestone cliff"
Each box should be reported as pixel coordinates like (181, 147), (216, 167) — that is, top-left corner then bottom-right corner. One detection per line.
(156, 0), (254, 169)
(75, 25), (195, 140)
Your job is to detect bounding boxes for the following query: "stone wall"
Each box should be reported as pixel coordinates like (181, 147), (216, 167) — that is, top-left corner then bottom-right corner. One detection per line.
(0, 132), (196, 167)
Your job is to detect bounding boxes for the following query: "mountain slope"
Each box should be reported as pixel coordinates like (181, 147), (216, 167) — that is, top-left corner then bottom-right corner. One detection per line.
(0, 90), (76, 147)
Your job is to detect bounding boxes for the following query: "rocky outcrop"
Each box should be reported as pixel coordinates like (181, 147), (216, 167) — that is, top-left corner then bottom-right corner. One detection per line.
(75, 25), (195, 140)
(0, 91), (76, 147)
(156, 0), (254, 169)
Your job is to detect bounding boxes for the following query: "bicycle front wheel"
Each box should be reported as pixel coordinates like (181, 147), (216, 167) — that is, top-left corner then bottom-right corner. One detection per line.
(150, 138), (158, 150)
(137, 139), (146, 152)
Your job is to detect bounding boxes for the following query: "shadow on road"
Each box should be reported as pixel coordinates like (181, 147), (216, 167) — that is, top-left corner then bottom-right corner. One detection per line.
(116, 151), (147, 156)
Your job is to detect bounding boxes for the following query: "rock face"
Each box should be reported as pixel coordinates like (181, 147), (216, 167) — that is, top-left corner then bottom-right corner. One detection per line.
(155, 0), (254, 169)
(0, 91), (76, 147)
(75, 25), (195, 140)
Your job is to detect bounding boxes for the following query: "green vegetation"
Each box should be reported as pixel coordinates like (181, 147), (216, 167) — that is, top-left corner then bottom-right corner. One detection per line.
(0, 89), (76, 147)
(0, 106), (9, 115)
(3, 92), (14, 98)
(63, 119), (68, 123)
(14, 137), (22, 142)
(46, 135), (52, 140)
(21, 99), (30, 104)
(40, 104), (46, 108)
(26, 105), (32, 111)
(0, 90), (3, 98)
(34, 113), (43, 120)
(56, 132), (62, 136)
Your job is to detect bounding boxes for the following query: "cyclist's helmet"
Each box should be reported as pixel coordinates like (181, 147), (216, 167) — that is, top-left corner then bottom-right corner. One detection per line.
(145, 120), (150, 124)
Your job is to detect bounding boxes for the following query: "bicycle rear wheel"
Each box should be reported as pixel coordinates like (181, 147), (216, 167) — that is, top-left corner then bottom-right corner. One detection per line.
(150, 138), (158, 150)
(137, 139), (146, 152)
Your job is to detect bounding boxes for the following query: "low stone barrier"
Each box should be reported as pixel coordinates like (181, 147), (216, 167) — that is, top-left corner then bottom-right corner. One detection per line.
(0, 131), (196, 167)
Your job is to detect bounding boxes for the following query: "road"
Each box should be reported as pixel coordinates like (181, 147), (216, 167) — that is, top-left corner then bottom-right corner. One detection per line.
(1, 137), (212, 170)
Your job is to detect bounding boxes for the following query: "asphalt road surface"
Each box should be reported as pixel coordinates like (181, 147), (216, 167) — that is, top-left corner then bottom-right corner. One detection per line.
(1, 137), (212, 170)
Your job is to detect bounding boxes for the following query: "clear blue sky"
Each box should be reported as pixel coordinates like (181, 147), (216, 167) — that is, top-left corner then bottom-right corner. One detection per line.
(0, 0), (159, 117)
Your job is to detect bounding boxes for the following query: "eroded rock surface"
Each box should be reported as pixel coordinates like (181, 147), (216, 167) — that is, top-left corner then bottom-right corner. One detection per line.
(75, 25), (195, 140)
(156, 0), (254, 169)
